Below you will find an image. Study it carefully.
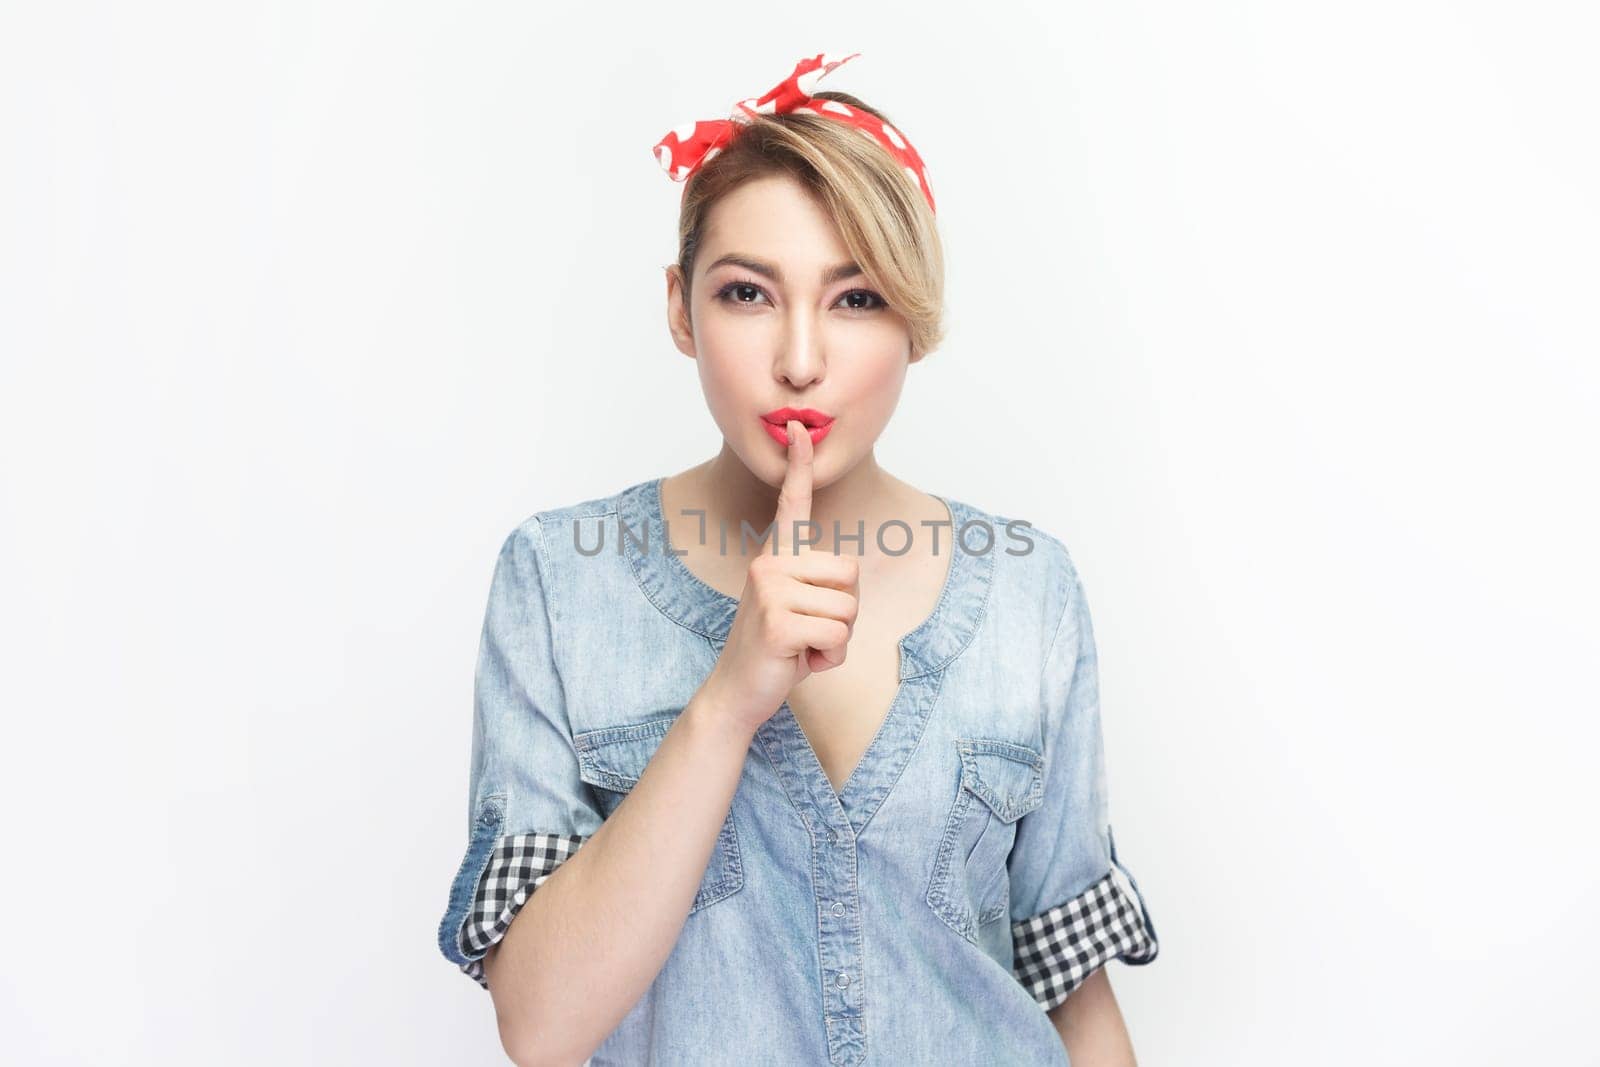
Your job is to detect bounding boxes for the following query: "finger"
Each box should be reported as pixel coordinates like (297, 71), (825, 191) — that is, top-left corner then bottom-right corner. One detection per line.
(779, 583), (858, 629)
(784, 615), (850, 660)
(808, 642), (847, 672)
(800, 616), (850, 672)
(776, 548), (859, 593)
(772, 418), (814, 555)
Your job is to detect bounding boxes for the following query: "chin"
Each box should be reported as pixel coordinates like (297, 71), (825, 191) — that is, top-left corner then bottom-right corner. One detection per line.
(748, 437), (837, 489)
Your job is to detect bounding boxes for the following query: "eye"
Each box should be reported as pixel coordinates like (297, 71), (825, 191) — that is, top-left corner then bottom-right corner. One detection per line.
(836, 289), (886, 312)
(711, 277), (888, 313)
(714, 278), (771, 307)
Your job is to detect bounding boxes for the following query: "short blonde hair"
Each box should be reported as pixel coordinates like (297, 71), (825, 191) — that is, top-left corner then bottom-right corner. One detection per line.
(675, 90), (946, 360)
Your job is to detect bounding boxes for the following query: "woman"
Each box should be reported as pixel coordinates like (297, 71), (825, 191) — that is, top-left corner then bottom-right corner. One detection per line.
(436, 53), (1160, 1066)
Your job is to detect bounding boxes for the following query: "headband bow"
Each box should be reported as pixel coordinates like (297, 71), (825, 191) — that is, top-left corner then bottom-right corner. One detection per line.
(651, 52), (936, 215)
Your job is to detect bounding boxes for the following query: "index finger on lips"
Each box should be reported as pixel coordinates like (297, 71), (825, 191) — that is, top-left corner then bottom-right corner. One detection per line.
(772, 418), (814, 555)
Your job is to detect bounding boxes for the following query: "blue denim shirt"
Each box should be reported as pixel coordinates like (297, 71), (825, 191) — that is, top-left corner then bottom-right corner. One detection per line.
(437, 476), (1159, 1065)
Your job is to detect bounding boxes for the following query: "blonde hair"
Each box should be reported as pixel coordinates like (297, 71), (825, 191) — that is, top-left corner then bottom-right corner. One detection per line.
(674, 90), (946, 360)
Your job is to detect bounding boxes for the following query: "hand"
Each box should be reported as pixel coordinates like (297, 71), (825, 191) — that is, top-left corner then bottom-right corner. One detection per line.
(700, 419), (860, 736)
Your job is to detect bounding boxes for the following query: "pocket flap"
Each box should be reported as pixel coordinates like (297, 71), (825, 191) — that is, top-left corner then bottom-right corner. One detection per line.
(574, 715), (676, 791)
(956, 738), (1044, 823)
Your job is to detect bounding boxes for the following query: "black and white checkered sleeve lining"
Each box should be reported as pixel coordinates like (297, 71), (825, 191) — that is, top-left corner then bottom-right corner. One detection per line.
(458, 832), (587, 989)
(1011, 864), (1159, 1012)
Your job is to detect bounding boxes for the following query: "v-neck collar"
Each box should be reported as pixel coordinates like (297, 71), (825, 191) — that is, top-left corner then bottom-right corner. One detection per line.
(618, 475), (996, 834)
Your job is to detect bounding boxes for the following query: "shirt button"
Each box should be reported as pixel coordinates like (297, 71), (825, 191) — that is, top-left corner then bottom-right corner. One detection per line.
(832, 901), (846, 917)
(827, 828), (838, 845)
(836, 971), (850, 988)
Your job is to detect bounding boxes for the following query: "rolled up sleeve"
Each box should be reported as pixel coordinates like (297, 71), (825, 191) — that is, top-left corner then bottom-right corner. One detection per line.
(436, 517), (603, 989)
(1006, 559), (1159, 1012)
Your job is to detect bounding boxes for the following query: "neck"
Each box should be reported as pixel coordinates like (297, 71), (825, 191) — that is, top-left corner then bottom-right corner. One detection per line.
(668, 443), (930, 559)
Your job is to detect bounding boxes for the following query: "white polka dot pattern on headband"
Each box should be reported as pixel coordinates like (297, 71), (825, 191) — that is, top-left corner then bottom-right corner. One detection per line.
(649, 52), (937, 215)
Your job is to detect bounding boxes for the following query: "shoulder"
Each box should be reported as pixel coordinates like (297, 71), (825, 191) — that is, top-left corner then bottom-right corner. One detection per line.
(944, 492), (1088, 642)
(496, 478), (641, 565)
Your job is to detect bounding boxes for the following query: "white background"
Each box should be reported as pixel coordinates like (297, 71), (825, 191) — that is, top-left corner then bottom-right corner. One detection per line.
(2, 3), (1596, 1064)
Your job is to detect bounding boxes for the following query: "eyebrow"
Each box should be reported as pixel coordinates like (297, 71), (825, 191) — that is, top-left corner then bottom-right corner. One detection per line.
(704, 253), (864, 287)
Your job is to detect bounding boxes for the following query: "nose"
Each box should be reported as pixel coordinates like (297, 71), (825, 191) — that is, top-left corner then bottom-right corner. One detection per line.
(773, 313), (824, 389)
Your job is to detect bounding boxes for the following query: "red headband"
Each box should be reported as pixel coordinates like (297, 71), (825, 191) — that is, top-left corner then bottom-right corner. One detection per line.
(651, 52), (936, 216)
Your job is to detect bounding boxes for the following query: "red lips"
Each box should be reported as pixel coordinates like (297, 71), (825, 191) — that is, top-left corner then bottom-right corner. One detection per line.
(761, 406), (836, 447)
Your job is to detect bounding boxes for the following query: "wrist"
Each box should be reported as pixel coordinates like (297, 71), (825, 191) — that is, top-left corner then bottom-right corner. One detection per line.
(687, 672), (764, 744)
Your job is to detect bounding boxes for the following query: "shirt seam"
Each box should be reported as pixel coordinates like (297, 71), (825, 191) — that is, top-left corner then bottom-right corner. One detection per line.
(1040, 564), (1080, 688)
(524, 515), (577, 729)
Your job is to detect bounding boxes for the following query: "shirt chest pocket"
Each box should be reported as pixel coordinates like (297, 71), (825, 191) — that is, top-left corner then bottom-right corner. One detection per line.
(573, 715), (745, 915)
(926, 737), (1045, 942)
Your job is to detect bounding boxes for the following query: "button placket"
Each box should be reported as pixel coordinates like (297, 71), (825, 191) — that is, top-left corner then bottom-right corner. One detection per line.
(815, 814), (863, 1065)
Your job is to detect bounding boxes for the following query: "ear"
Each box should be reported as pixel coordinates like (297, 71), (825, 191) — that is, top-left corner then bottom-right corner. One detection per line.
(665, 265), (697, 359)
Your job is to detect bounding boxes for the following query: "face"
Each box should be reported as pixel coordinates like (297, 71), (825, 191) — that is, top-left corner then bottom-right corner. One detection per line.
(665, 172), (920, 489)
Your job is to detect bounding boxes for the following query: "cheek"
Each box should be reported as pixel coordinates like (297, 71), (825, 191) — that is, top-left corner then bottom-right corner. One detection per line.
(848, 354), (910, 414)
(834, 318), (913, 390)
(858, 350), (906, 388)
(691, 307), (763, 380)
(693, 347), (761, 422)
(814, 360), (908, 448)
